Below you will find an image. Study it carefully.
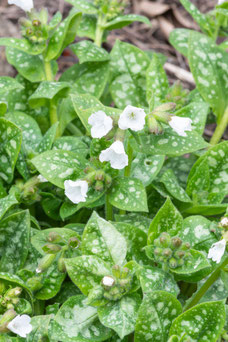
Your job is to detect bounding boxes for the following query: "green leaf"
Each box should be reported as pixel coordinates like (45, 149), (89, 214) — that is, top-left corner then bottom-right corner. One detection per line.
(65, 255), (111, 296)
(45, 12), (82, 61)
(0, 102), (7, 116)
(53, 136), (88, 157)
(0, 76), (24, 93)
(81, 212), (127, 266)
(113, 222), (147, 264)
(175, 102), (209, 135)
(49, 295), (112, 342)
(198, 276), (228, 303)
(137, 265), (179, 297)
(37, 123), (58, 153)
(60, 62), (110, 98)
(98, 293), (141, 339)
(0, 210), (30, 273)
(109, 177), (148, 212)
(0, 118), (22, 183)
(131, 154), (165, 186)
(179, 216), (217, 253)
(110, 40), (150, 108)
(160, 169), (192, 203)
(182, 203), (228, 216)
(130, 128), (208, 157)
(31, 227), (80, 255)
(65, 0), (98, 14)
(29, 81), (70, 108)
(148, 197), (183, 245)
(77, 14), (97, 40)
(169, 28), (190, 57)
(6, 47), (58, 83)
(114, 213), (151, 234)
(71, 41), (110, 63)
(179, 0), (211, 34)
(104, 14), (151, 30)
(169, 301), (226, 342)
(187, 141), (228, 204)
(31, 149), (87, 188)
(27, 315), (53, 342)
(0, 37), (46, 55)
(146, 54), (169, 106)
(171, 249), (211, 282)
(0, 193), (18, 220)
(135, 291), (182, 342)
(188, 32), (228, 120)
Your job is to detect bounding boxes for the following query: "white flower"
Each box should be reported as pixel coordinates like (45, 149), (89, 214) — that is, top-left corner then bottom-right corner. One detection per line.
(102, 276), (115, 287)
(64, 180), (88, 204)
(37, 175), (48, 183)
(7, 315), (32, 338)
(218, 0), (226, 4)
(99, 141), (128, 170)
(8, 0), (34, 12)
(169, 116), (192, 137)
(118, 105), (146, 131)
(220, 217), (228, 227)
(88, 111), (113, 139)
(208, 239), (226, 264)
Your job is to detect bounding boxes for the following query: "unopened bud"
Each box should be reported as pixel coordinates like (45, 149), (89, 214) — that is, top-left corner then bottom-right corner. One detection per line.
(169, 258), (178, 269)
(84, 166), (94, 174)
(68, 237), (80, 249)
(85, 171), (96, 185)
(95, 170), (105, 181)
(32, 19), (41, 26)
(47, 232), (62, 243)
(163, 248), (172, 257)
(26, 28), (33, 35)
(160, 232), (171, 247)
(148, 116), (163, 135)
(95, 180), (104, 192)
(58, 258), (66, 273)
(175, 250), (185, 259)
(154, 102), (176, 113)
(121, 267), (130, 278)
(220, 217), (228, 229)
(0, 309), (16, 332)
(36, 254), (56, 273)
(171, 237), (182, 249)
(112, 265), (121, 278)
(42, 243), (62, 254)
(154, 247), (162, 256)
(154, 238), (160, 247)
(105, 174), (112, 186)
(182, 242), (191, 251)
(6, 287), (22, 298)
(27, 277), (43, 292)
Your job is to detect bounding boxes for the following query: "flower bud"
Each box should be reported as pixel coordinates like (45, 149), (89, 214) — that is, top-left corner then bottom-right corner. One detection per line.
(163, 248), (172, 258)
(58, 257), (66, 273)
(68, 237), (80, 249)
(112, 265), (121, 278)
(42, 244), (62, 254)
(154, 247), (163, 256)
(95, 180), (104, 192)
(36, 254), (56, 273)
(175, 250), (185, 259)
(160, 232), (171, 247)
(83, 166), (94, 174)
(120, 267), (130, 279)
(102, 276), (115, 290)
(154, 103), (176, 113)
(32, 19), (41, 26)
(154, 238), (161, 247)
(0, 309), (17, 333)
(147, 116), (163, 135)
(182, 242), (191, 251)
(105, 174), (112, 186)
(220, 217), (228, 229)
(47, 232), (62, 243)
(171, 237), (182, 249)
(85, 171), (96, 185)
(169, 258), (178, 269)
(27, 277), (43, 292)
(6, 287), (22, 298)
(95, 170), (105, 181)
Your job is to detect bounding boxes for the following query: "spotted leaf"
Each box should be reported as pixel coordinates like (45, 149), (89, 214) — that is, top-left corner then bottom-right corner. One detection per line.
(65, 0), (98, 14)
(0, 37), (46, 55)
(135, 291), (182, 342)
(104, 14), (151, 30)
(81, 212), (127, 266)
(169, 301), (225, 342)
(0, 193), (18, 220)
(71, 41), (110, 63)
(169, 28), (190, 57)
(98, 293), (141, 339)
(49, 295), (112, 342)
(109, 177), (148, 212)
(0, 118), (22, 183)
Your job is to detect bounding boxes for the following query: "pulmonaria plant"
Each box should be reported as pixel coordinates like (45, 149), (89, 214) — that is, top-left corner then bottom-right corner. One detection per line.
(0, 0), (227, 340)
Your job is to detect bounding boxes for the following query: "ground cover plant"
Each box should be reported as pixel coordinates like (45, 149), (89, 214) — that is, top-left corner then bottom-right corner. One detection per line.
(0, 0), (228, 341)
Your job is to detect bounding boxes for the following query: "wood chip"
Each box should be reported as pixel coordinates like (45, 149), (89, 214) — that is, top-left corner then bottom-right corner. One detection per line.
(164, 62), (195, 85)
(139, 1), (170, 17)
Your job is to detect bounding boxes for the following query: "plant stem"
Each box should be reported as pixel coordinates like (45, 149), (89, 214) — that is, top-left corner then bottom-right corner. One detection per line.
(210, 107), (228, 145)
(94, 15), (105, 47)
(67, 122), (83, 136)
(105, 193), (113, 221)
(184, 256), (228, 311)
(44, 60), (53, 81)
(49, 101), (58, 126)
(124, 143), (133, 178)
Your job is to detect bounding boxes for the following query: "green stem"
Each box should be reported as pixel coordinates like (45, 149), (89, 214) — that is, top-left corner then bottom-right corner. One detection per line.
(184, 256), (228, 311)
(49, 101), (58, 126)
(44, 60), (53, 81)
(105, 193), (113, 221)
(67, 122), (83, 136)
(124, 143), (133, 178)
(94, 15), (106, 47)
(210, 106), (228, 145)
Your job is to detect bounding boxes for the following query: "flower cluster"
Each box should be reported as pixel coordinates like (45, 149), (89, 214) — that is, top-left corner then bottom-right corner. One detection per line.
(8, 0), (33, 12)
